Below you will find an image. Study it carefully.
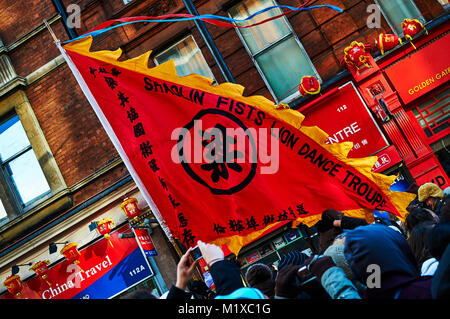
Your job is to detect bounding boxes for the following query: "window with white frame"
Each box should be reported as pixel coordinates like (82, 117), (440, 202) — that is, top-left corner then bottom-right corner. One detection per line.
(375, 0), (423, 35)
(0, 114), (51, 220)
(154, 35), (216, 83)
(229, 0), (319, 103)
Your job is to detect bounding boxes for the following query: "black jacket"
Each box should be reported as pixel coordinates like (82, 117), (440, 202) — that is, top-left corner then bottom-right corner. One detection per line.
(166, 259), (244, 299)
(166, 285), (192, 300)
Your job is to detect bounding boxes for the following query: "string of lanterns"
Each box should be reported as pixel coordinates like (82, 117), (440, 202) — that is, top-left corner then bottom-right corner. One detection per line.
(297, 18), (428, 99)
(342, 18), (428, 71)
(1, 197), (142, 299)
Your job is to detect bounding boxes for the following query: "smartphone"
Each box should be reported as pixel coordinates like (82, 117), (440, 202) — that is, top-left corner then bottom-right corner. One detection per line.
(297, 266), (308, 277)
(191, 245), (202, 261)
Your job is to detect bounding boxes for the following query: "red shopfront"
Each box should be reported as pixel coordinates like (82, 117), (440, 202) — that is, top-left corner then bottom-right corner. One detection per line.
(298, 80), (408, 184)
(382, 30), (449, 188)
(342, 20), (450, 190)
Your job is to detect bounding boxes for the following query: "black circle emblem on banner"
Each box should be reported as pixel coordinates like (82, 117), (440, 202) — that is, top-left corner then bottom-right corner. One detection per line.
(177, 109), (257, 195)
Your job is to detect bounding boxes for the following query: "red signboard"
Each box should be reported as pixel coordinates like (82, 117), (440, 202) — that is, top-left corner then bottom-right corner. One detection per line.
(384, 32), (450, 104)
(133, 228), (157, 257)
(245, 250), (261, 264)
(301, 82), (389, 158)
(371, 145), (403, 173)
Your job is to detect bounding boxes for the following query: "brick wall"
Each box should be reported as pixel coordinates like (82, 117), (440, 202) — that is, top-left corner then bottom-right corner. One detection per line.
(25, 63), (123, 189)
(7, 22), (67, 77)
(0, 0), (57, 45)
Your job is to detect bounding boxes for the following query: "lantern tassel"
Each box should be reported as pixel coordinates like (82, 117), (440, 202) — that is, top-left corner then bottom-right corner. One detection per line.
(405, 35), (416, 50)
(104, 234), (114, 248)
(74, 261), (84, 273)
(42, 275), (52, 286)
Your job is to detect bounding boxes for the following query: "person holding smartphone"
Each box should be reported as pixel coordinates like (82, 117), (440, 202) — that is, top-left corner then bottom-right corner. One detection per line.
(166, 247), (199, 299)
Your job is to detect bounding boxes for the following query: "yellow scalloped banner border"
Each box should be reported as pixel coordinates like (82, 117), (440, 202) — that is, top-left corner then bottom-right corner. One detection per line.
(63, 37), (416, 256)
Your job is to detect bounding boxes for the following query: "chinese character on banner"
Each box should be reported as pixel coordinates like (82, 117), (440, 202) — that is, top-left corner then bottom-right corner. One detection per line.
(133, 228), (157, 257)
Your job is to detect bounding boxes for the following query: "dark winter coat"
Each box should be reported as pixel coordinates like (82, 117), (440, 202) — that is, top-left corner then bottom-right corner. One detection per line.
(432, 243), (450, 299)
(344, 224), (432, 299)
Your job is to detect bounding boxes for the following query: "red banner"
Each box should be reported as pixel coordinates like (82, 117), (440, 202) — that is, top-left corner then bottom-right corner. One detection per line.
(301, 82), (389, 158)
(60, 37), (414, 254)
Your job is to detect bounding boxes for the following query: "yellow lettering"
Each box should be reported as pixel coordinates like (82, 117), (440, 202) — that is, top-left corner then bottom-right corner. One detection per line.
(407, 67), (449, 96)
(442, 67), (450, 77)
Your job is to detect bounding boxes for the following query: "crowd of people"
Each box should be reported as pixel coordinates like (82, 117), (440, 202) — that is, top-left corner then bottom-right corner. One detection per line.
(123, 182), (450, 300)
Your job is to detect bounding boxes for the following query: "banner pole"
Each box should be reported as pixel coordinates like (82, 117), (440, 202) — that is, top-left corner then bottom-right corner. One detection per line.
(43, 19), (58, 43)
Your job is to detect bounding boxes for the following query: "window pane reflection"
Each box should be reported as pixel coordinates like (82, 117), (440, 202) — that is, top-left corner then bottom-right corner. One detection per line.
(229, 0), (291, 54)
(155, 36), (215, 81)
(7, 149), (50, 205)
(229, 0), (319, 101)
(376, 0), (422, 34)
(0, 116), (30, 162)
(256, 36), (317, 98)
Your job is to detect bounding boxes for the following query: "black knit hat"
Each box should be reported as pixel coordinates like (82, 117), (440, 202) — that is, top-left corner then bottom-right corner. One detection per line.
(245, 263), (275, 298)
(278, 251), (309, 270)
(246, 263), (272, 285)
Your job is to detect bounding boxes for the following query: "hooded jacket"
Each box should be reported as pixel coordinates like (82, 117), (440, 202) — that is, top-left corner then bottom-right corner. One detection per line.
(344, 224), (432, 299)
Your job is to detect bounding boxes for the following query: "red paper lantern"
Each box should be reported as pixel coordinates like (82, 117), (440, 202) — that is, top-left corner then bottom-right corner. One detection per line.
(342, 41), (372, 70)
(97, 218), (115, 247)
(401, 19), (428, 49)
(3, 275), (23, 298)
(120, 198), (141, 220)
(30, 260), (52, 286)
(60, 243), (84, 272)
(375, 33), (403, 55)
(298, 76), (321, 96)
